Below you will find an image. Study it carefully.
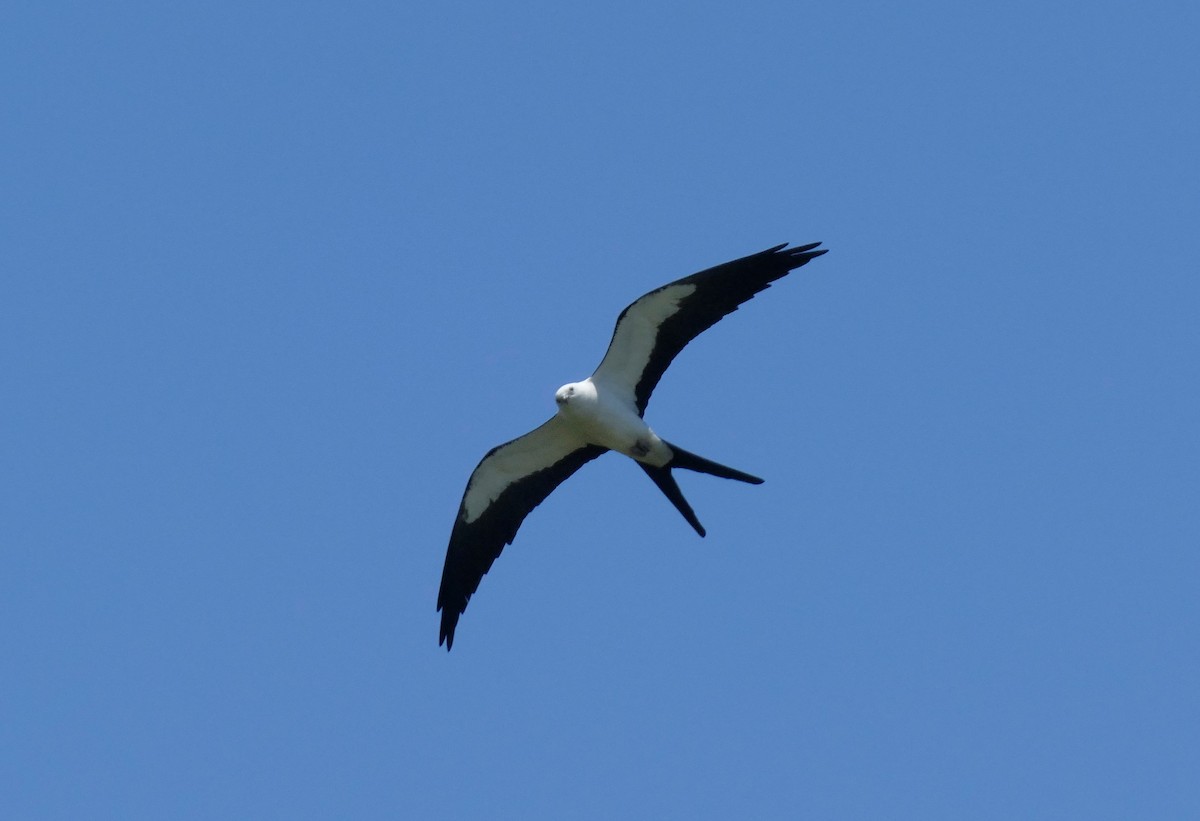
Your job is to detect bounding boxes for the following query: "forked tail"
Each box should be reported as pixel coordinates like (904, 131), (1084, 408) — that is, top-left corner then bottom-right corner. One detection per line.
(637, 441), (764, 537)
(666, 442), (764, 485)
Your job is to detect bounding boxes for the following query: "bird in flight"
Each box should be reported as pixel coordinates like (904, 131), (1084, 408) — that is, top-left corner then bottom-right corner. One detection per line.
(437, 242), (828, 649)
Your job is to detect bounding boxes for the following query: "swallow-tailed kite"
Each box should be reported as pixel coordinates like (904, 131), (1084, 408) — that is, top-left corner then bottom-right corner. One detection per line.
(437, 242), (828, 649)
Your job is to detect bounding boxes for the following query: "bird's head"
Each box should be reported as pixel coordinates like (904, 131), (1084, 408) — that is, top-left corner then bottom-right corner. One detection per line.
(555, 382), (579, 406)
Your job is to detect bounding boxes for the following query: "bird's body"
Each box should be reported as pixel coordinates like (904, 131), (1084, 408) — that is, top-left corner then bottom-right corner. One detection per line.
(555, 378), (669, 466)
(438, 242), (828, 649)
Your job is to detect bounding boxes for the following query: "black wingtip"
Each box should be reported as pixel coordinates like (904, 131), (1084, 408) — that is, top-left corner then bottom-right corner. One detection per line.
(782, 241), (827, 262)
(753, 242), (828, 274)
(438, 608), (457, 651)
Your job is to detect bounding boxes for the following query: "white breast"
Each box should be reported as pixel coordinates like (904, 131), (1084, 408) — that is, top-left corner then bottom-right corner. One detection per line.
(557, 378), (670, 466)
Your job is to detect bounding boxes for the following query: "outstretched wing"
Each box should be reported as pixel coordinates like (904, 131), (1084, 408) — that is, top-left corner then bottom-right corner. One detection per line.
(437, 416), (607, 649)
(591, 242), (827, 415)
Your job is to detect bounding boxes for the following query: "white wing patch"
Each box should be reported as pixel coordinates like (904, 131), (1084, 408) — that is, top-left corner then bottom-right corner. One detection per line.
(591, 283), (696, 399)
(461, 416), (586, 523)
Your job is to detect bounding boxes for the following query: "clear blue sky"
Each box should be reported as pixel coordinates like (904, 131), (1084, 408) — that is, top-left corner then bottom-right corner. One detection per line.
(3, 2), (1197, 818)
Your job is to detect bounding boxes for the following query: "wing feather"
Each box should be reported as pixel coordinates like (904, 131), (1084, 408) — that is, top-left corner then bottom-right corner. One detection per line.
(591, 242), (827, 414)
(437, 416), (606, 649)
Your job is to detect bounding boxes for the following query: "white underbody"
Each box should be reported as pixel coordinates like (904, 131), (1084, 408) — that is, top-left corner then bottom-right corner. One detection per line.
(460, 283), (699, 524)
(555, 378), (672, 468)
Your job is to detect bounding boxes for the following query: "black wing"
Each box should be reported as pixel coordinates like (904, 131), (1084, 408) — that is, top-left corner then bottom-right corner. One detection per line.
(437, 416), (606, 650)
(591, 242), (827, 415)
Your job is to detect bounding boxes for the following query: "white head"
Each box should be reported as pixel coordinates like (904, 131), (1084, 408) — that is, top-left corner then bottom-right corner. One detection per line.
(554, 382), (579, 407)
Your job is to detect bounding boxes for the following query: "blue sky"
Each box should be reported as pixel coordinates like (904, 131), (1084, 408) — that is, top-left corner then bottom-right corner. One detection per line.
(3, 1), (1198, 818)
